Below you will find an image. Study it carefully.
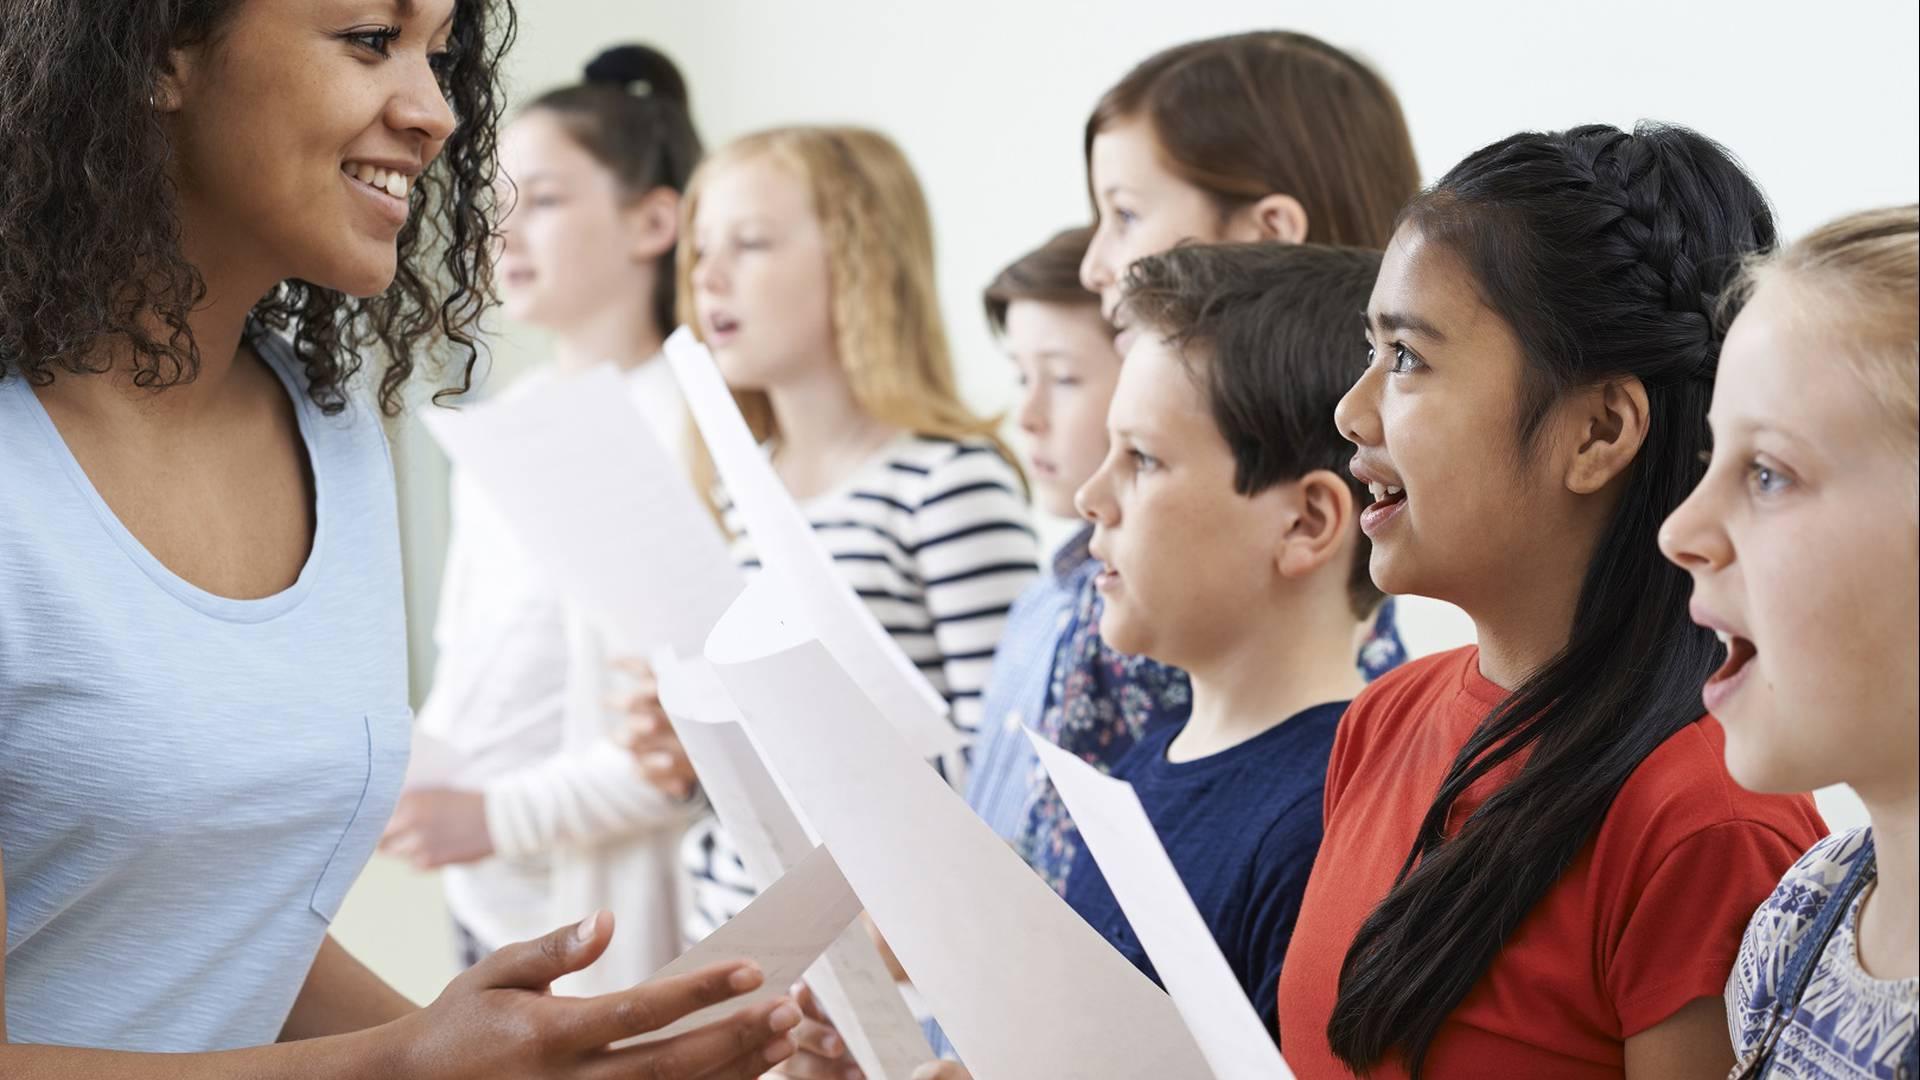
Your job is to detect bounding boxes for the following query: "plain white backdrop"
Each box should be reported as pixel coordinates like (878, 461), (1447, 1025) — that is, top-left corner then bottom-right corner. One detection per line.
(343, 0), (1919, 1003)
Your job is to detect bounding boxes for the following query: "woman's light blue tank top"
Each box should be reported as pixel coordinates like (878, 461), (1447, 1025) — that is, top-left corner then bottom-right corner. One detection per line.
(0, 333), (411, 1050)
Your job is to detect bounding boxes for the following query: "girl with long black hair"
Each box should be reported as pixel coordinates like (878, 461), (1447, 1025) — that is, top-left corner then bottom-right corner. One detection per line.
(1275, 123), (1828, 1078)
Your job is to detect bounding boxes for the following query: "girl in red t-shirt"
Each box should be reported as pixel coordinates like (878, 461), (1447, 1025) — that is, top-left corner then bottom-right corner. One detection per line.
(1275, 124), (1829, 1079)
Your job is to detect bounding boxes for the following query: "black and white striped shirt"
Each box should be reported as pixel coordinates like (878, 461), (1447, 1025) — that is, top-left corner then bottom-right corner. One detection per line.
(679, 432), (1039, 942)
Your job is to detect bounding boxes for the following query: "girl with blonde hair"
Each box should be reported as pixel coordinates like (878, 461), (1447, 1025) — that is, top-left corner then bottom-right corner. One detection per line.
(625, 125), (1039, 942)
(1663, 204), (1918, 1078)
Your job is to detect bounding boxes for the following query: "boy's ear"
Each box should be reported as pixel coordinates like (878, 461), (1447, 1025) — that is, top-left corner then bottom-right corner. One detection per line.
(1564, 376), (1651, 495)
(1227, 194), (1309, 246)
(623, 186), (682, 263)
(1274, 470), (1355, 580)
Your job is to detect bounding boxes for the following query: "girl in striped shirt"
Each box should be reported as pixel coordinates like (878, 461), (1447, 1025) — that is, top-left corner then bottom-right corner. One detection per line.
(662, 125), (1040, 940)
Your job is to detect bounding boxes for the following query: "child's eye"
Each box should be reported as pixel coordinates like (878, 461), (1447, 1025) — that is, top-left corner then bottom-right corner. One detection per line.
(1129, 448), (1160, 472)
(1053, 375), (1081, 388)
(1747, 460), (1792, 496)
(343, 26), (403, 57)
(1388, 343), (1424, 375)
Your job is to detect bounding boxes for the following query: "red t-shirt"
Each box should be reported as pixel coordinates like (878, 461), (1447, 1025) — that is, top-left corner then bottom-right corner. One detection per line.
(1276, 647), (1826, 1079)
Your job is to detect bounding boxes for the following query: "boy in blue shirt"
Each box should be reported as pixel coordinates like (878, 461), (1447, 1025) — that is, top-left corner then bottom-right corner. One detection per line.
(1061, 242), (1390, 1038)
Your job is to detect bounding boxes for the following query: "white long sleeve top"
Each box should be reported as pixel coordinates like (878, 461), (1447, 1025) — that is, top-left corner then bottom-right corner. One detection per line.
(414, 355), (692, 994)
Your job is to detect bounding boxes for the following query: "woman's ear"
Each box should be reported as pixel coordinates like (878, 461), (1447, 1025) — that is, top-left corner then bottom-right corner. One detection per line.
(1228, 193), (1309, 245)
(1564, 375), (1651, 495)
(1275, 469), (1355, 580)
(153, 48), (195, 113)
(624, 186), (682, 263)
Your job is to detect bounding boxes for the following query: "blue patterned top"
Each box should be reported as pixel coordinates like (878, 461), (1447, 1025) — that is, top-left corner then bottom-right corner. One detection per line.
(1728, 827), (1917, 1079)
(961, 527), (1099, 843)
(1012, 578), (1406, 895)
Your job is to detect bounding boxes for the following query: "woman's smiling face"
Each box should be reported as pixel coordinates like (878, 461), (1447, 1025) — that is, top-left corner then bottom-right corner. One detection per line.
(161, 0), (460, 298)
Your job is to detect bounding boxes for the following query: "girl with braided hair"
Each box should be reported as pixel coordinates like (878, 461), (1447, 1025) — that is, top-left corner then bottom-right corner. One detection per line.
(1276, 123), (1829, 1078)
(0, 1), (797, 1074)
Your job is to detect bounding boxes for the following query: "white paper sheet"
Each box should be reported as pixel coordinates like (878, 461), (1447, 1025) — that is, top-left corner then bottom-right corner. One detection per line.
(424, 369), (927, 1074)
(663, 327), (964, 760)
(655, 653), (933, 1079)
(701, 588), (1214, 1079)
(419, 365), (741, 658)
(1028, 735), (1295, 1080)
(631, 843), (859, 1043)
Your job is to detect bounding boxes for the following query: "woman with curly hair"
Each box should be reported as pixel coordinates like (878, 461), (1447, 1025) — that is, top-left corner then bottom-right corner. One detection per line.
(0, 1), (798, 1075)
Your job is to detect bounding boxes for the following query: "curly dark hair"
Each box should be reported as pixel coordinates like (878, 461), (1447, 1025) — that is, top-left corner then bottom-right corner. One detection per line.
(0, 0), (518, 416)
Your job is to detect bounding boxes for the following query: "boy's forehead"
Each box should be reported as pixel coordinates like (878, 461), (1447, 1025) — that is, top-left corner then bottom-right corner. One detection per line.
(1114, 334), (1205, 418)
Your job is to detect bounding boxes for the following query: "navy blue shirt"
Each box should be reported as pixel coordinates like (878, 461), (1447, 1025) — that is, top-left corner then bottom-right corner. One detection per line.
(1061, 700), (1345, 1039)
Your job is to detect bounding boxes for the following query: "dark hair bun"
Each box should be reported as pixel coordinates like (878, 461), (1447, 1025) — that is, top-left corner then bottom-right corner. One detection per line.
(582, 44), (688, 107)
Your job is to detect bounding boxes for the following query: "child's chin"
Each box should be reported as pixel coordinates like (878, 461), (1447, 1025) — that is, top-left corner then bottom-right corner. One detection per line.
(1096, 610), (1145, 657)
(1365, 546), (1420, 600)
(1723, 728), (1822, 796)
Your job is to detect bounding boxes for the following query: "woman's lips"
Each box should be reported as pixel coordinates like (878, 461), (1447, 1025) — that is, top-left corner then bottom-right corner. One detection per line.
(343, 169), (410, 230)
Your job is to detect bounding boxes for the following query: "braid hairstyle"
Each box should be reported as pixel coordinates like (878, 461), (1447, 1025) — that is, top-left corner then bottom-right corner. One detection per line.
(1325, 122), (1777, 1077)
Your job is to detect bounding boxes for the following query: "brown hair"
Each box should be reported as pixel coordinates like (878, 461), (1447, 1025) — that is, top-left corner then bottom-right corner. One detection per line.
(1087, 31), (1419, 248)
(1121, 242), (1386, 618)
(524, 44), (703, 333)
(676, 126), (1017, 505)
(1737, 203), (1918, 465)
(983, 226), (1098, 334)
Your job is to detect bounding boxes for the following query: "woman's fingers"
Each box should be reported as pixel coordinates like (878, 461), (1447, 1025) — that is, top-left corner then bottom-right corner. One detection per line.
(580, 995), (801, 1079)
(466, 911), (613, 993)
(565, 961), (770, 1048)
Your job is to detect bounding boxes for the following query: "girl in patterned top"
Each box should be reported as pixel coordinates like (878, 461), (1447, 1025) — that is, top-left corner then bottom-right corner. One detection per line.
(626, 126), (1039, 944)
(1661, 204), (1919, 1079)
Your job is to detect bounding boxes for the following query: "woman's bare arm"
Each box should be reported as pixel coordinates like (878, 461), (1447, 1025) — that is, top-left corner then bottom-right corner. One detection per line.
(0, 895), (799, 1079)
(278, 935), (419, 1041)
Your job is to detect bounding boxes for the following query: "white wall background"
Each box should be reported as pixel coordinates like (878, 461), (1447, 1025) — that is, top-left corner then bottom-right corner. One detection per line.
(338, 0), (1920, 1003)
